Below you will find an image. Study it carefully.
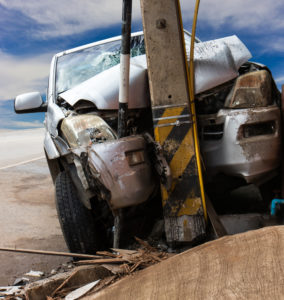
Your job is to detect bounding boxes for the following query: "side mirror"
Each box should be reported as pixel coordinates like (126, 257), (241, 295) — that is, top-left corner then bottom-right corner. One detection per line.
(14, 92), (47, 114)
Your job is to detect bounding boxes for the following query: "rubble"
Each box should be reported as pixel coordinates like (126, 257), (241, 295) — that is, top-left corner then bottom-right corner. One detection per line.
(24, 271), (44, 278)
(46, 238), (171, 298)
(0, 238), (169, 299)
(13, 278), (30, 286)
(25, 265), (111, 300)
(65, 280), (100, 300)
(0, 286), (23, 298)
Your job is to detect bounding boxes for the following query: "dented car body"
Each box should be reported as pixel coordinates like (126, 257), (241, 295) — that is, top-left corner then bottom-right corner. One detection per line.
(197, 63), (281, 184)
(14, 31), (282, 252)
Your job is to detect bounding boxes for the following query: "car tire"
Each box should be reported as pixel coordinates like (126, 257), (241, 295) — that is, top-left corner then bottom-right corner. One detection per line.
(55, 171), (104, 254)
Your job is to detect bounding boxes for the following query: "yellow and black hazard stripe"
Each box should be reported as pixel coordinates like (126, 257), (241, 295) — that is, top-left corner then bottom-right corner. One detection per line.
(152, 103), (205, 241)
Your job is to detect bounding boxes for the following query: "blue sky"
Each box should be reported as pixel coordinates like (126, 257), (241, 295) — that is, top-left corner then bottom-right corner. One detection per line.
(0, 0), (284, 129)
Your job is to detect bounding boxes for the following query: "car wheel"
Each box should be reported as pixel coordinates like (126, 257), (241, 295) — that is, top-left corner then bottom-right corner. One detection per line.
(55, 171), (104, 254)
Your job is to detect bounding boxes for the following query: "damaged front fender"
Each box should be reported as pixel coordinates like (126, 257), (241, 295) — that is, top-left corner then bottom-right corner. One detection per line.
(87, 135), (157, 210)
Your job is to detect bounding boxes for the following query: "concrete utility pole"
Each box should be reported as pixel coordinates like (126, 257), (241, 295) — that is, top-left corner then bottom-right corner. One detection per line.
(140, 0), (207, 243)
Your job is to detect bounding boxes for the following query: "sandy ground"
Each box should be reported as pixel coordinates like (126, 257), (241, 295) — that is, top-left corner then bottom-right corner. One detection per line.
(0, 129), (68, 285)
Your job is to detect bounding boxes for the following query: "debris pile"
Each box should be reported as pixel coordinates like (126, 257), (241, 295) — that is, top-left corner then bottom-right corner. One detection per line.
(0, 238), (171, 300)
(50, 238), (170, 299)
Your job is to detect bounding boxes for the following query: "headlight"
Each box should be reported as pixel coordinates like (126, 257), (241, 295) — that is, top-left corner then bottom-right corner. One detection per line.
(60, 114), (117, 148)
(224, 70), (272, 108)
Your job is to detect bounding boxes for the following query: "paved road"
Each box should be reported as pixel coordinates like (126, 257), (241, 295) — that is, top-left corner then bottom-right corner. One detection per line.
(0, 129), (68, 285)
(0, 128), (45, 169)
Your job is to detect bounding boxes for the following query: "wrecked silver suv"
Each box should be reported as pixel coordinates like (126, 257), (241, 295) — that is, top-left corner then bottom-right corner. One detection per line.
(14, 31), (281, 253)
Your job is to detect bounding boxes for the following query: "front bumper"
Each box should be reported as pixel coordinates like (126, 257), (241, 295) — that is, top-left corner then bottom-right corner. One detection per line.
(88, 135), (156, 210)
(198, 106), (281, 183)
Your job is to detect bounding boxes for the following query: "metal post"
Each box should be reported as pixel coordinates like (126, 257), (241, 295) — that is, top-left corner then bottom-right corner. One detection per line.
(113, 213), (121, 249)
(114, 0), (132, 248)
(118, 0), (132, 138)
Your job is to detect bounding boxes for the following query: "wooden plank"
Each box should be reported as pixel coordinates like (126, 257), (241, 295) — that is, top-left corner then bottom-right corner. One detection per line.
(82, 226), (284, 299)
(0, 247), (100, 259)
(141, 0), (206, 243)
(75, 258), (128, 265)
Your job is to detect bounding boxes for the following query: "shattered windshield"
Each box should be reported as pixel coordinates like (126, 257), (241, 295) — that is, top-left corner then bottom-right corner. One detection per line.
(56, 35), (145, 95)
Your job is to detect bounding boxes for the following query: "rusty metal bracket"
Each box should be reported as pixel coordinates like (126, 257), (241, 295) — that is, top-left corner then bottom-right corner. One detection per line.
(143, 133), (172, 190)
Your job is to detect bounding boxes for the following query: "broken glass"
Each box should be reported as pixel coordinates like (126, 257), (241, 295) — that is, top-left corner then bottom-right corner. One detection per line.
(56, 35), (145, 96)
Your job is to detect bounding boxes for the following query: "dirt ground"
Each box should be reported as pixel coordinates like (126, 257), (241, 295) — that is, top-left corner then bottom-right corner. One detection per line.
(0, 159), (69, 286)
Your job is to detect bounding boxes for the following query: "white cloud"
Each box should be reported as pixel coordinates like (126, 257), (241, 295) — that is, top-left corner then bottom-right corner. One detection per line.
(10, 120), (44, 128)
(275, 75), (284, 84)
(1, 0), (284, 101)
(1, 0), (283, 39)
(0, 50), (51, 100)
(0, 117), (44, 129)
(181, 0), (284, 32)
(257, 36), (284, 53)
(0, 101), (44, 129)
(0, 0), (142, 39)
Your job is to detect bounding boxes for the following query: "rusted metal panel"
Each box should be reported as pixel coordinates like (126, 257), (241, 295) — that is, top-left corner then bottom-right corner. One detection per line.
(88, 135), (156, 210)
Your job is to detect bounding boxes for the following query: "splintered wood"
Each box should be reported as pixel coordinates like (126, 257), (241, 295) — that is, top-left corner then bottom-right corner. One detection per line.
(75, 237), (169, 274)
(46, 238), (170, 299)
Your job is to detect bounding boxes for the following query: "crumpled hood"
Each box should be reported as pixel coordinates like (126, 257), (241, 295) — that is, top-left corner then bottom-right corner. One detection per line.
(60, 55), (149, 110)
(60, 35), (251, 110)
(193, 35), (251, 93)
